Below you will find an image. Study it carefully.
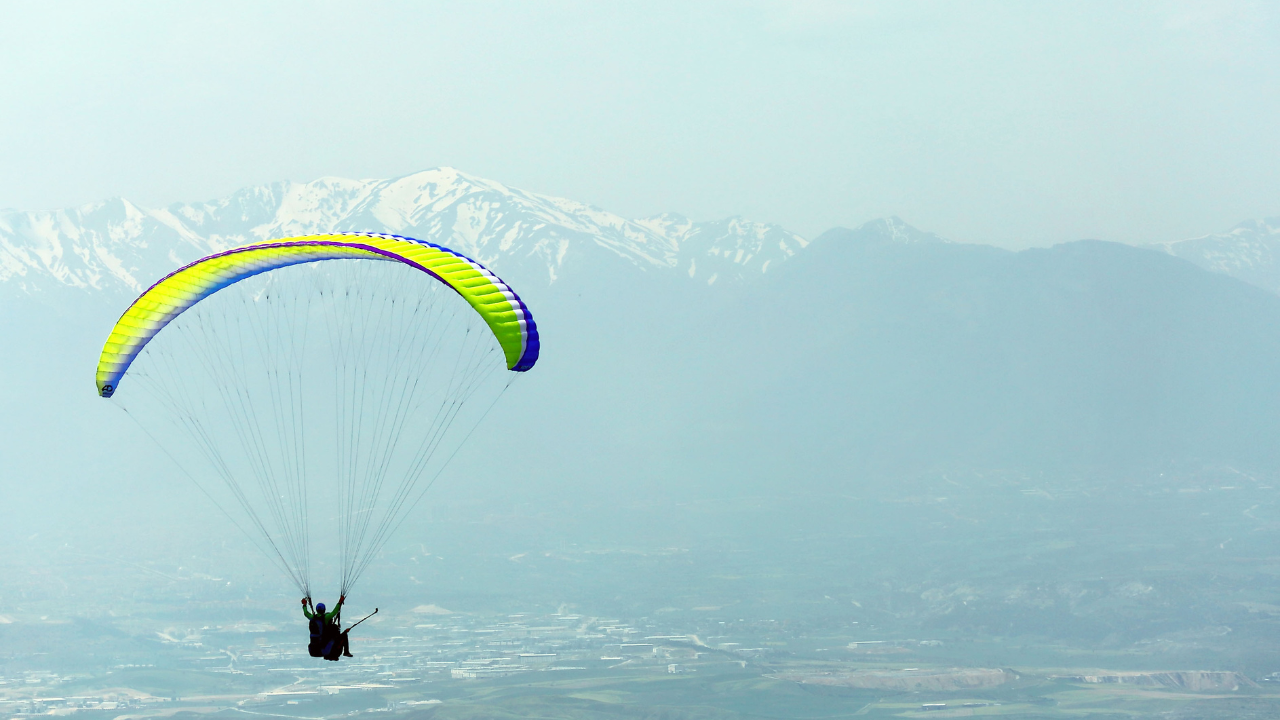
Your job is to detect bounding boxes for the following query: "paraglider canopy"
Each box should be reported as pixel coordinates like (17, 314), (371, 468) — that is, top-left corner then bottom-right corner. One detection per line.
(97, 232), (539, 398)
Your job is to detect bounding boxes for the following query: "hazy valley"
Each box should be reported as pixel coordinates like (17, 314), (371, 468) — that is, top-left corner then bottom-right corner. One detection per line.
(4, 170), (1280, 718)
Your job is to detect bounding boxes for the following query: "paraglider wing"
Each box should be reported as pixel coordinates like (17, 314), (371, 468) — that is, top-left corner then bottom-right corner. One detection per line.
(95, 232), (539, 398)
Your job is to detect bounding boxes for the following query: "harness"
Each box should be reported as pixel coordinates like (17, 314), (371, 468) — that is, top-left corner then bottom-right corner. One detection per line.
(309, 614), (326, 640)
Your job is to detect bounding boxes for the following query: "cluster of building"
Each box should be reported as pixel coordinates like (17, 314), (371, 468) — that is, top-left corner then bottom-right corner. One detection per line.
(0, 609), (754, 715)
(0, 674), (164, 716)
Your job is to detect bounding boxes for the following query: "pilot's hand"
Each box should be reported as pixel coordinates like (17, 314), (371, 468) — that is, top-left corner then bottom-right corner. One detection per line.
(339, 595), (346, 603)
(301, 598), (308, 605)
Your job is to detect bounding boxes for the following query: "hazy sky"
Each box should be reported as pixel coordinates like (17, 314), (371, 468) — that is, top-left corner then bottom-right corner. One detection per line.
(2, 1), (1277, 247)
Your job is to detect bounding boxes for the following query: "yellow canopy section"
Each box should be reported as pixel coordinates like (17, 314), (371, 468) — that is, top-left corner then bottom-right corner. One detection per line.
(95, 232), (540, 398)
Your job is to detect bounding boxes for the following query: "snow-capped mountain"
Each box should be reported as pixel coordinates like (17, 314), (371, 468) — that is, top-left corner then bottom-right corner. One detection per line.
(0, 168), (808, 299)
(1152, 217), (1280, 294)
(843, 216), (950, 246)
(9, 165), (1272, 305)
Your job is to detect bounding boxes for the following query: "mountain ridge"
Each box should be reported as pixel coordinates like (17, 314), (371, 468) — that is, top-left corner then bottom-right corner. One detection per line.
(3, 167), (1277, 303)
(0, 167), (808, 299)
(6, 173), (1280, 512)
(1152, 217), (1280, 294)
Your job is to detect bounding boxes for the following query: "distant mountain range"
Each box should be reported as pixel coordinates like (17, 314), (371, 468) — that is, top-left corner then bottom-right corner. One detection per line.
(2, 167), (1277, 302)
(0, 168), (806, 298)
(3, 168), (1280, 503)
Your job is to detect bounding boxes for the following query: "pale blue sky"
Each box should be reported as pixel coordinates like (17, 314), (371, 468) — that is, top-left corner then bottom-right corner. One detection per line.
(1, 1), (1276, 247)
